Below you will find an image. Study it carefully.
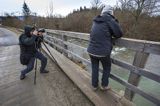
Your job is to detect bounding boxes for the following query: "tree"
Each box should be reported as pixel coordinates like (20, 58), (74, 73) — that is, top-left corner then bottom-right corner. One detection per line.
(80, 6), (83, 11)
(22, 1), (31, 18)
(46, 0), (54, 18)
(91, 0), (102, 15)
(118, 0), (160, 39)
(119, 0), (160, 23)
(3, 13), (20, 27)
(91, 0), (102, 10)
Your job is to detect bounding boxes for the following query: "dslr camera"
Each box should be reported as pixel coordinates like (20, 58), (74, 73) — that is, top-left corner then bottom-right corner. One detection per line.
(37, 28), (45, 33)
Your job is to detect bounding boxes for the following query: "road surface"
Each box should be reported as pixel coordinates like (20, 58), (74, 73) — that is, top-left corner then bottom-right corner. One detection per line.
(0, 28), (19, 46)
(0, 27), (93, 106)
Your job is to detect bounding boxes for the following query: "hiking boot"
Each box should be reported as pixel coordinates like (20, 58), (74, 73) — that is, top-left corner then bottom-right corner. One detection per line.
(20, 74), (26, 80)
(100, 86), (111, 91)
(40, 70), (49, 73)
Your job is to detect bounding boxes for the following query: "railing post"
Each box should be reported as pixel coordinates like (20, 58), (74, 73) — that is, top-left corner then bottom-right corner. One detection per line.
(62, 35), (68, 56)
(124, 51), (149, 101)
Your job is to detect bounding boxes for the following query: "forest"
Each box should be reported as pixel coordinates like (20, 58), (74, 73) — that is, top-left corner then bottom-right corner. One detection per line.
(1, 0), (160, 41)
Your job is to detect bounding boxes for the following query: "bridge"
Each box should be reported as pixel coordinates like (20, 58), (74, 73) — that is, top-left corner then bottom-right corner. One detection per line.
(0, 27), (159, 106)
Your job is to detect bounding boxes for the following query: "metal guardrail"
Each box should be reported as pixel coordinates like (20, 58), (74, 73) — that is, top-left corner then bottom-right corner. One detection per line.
(44, 29), (160, 105)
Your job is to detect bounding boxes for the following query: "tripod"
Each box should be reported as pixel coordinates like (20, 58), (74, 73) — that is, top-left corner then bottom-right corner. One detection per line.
(34, 57), (37, 85)
(34, 37), (57, 85)
(39, 37), (57, 63)
(34, 41), (38, 85)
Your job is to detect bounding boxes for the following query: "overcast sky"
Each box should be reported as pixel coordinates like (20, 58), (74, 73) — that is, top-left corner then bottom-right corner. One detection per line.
(0, 0), (117, 16)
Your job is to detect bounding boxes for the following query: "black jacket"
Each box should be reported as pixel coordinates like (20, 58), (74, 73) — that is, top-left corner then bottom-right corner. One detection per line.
(87, 13), (123, 56)
(19, 26), (37, 65)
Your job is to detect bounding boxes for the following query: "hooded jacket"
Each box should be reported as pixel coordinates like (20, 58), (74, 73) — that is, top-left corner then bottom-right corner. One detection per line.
(87, 13), (123, 56)
(19, 26), (37, 65)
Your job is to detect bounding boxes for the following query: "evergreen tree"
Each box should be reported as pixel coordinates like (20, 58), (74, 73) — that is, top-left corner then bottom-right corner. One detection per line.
(23, 1), (30, 17)
(80, 6), (83, 11)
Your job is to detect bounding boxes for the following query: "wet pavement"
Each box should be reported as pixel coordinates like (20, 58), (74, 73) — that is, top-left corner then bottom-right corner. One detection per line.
(0, 28), (19, 46)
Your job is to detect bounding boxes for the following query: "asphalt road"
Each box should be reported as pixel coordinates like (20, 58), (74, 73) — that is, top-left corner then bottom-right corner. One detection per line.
(0, 27), (19, 46)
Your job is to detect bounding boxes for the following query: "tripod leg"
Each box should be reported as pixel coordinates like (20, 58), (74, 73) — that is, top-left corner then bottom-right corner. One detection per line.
(42, 42), (56, 62)
(34, 59), (37, 85)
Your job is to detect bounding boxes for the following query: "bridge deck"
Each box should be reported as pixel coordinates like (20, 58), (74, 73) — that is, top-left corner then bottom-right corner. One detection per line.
(0, 45), (93, 106)
(43, 44), (134, 106)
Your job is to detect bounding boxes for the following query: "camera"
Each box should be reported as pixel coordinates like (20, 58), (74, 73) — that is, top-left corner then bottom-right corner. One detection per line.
(38, 28), (45, 33)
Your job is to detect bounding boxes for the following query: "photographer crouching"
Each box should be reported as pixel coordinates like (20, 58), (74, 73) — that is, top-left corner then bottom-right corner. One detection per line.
(19, 25), (49, 80)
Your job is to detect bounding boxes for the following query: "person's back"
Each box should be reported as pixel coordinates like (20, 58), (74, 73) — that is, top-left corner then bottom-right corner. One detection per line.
(19, 34), (36, 55)
(87, 5), (123, 90)
(19, 25), (37, 65)
(87, 11), (123, 56)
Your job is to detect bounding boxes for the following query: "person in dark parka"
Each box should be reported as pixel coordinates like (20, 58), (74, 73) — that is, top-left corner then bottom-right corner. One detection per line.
(19, 25), (49, 80)
(87, 5), (123, 90)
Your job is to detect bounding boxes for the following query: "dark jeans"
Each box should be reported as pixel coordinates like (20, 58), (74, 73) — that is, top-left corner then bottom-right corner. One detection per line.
(90, 55), (111, 87)
(21, 51), (47, 75)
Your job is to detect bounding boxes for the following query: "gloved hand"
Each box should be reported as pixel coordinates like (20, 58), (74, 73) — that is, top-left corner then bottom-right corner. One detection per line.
(111, 38), (117, 45)
(115, 18), (119, 23)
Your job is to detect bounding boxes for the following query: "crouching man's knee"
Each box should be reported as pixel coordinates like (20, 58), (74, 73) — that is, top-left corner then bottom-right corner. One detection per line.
(27, 64), (34, 71)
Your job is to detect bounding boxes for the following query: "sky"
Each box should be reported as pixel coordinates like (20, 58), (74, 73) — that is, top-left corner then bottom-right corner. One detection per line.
(0, 0), (118, 17)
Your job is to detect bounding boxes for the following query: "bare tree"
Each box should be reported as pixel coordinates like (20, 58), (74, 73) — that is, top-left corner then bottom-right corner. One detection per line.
(118, 0), (160, 38)
(91, 0), (102, 9)
(47, 0), (54, 18)
(119, 0), (160, 22)
(90, 0), (103, 15)
(118, 0), (130, 10)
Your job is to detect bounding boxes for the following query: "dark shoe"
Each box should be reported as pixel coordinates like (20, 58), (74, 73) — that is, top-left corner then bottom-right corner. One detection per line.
(20, 74), (26, 80)
(40, 70), (49, 73)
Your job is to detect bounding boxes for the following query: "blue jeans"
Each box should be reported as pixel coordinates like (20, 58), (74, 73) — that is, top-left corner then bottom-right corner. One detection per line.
(21, 51), (47, 75)
(89, 55), (111, 87)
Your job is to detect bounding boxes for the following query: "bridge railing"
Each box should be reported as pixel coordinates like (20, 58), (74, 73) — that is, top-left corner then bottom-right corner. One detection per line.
(44, 29), (160, 105)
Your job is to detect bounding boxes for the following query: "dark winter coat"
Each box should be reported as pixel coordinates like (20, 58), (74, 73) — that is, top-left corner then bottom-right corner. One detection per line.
(87, 13), (123, 56)
(19, 26), (37, 65)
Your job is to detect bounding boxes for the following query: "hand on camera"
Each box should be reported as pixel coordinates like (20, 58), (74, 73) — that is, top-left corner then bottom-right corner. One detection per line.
(33, 30), (38, 36)
(111, 38), (117, 45)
